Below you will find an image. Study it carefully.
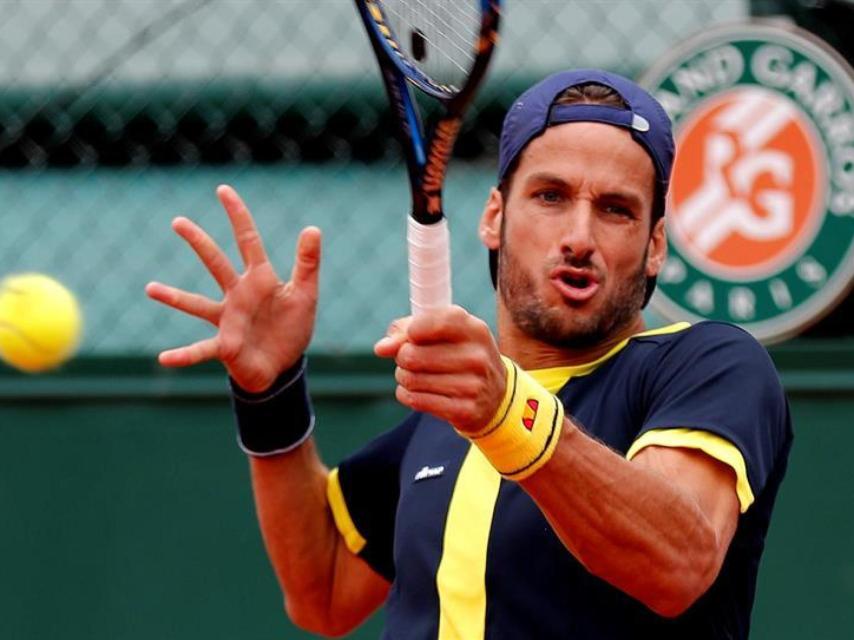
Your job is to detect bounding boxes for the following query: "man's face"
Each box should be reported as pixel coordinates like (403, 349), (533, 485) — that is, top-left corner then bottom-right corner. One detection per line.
(483, 121), (665, 349)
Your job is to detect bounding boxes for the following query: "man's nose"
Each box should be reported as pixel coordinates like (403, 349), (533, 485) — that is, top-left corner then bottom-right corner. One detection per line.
(559, 203), (595, 263)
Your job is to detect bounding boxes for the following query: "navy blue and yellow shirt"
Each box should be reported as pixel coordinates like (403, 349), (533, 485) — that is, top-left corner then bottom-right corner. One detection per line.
(327, 322), (792, 639)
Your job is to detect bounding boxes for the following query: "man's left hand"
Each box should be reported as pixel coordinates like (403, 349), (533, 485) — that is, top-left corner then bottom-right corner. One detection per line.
(374, 306), (506, 434)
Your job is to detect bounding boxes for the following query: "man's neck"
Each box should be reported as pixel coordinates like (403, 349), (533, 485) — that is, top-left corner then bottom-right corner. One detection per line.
(497, 313), (647, 371)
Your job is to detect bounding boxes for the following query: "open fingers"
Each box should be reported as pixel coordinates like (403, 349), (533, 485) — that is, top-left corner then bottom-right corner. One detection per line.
(172, 216), (239, 291)
(291, 226), (322, 289)
(217, 184), (270, 269)
(158, 337), (219, 368)
(145, 281), (221, 326)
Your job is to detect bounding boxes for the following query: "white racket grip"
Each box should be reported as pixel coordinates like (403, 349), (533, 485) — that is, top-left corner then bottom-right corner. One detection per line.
(408, 216), (452, 315)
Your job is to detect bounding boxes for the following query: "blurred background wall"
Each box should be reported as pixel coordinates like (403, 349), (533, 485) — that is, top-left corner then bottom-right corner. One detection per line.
(0, 1), (851, 638)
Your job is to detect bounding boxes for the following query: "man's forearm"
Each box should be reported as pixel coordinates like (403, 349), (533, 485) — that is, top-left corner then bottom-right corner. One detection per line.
(520, 419), (735, 617)
(250, 440), (340, 619)
(250, 438), (391, 636)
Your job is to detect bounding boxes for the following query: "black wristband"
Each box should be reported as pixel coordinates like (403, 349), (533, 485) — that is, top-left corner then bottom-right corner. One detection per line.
(229, 356), (315, 457)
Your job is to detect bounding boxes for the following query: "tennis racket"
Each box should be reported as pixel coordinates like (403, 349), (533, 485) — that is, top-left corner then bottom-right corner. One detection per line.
(354, 0), (501, 315)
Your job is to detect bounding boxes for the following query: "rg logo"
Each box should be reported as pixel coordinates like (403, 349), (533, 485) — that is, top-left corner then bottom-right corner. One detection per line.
(669, 87), (826, 280)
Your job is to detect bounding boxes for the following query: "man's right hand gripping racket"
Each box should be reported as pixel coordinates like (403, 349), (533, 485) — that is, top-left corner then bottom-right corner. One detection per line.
(354, 0), (501, 315)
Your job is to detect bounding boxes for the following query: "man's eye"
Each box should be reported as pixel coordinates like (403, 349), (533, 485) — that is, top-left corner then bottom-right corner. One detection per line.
(604, 204), (633, 217)
(536, 190), (562, 204)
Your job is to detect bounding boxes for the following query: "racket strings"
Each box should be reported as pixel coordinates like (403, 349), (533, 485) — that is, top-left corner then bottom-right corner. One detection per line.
(383, 0), (481, 91)
(410, 0), (478, 63)
(386, 1), (475, 68)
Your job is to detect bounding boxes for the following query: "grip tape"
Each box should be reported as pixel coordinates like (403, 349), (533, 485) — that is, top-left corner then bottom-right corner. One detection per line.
(408, 216), (452, 315)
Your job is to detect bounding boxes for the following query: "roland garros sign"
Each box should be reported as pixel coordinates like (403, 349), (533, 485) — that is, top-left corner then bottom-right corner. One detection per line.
(642, 23), (854, 343)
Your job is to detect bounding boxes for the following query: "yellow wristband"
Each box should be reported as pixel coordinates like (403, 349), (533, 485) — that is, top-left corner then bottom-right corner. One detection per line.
(473, 355), (519, 438)
(464, 356), (564, 481)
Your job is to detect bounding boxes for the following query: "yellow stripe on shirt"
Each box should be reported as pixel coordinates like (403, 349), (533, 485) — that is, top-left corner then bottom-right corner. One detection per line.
(326, 467), (367, 554)
(436, 446), (502, 640)
(626, 428), (755, 513)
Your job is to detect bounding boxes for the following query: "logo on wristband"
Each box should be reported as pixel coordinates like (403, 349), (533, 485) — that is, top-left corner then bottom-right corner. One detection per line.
(522, 398), (539, 431)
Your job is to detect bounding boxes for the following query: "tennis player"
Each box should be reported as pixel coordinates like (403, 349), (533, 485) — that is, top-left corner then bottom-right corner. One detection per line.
(147, 69), (792, 639)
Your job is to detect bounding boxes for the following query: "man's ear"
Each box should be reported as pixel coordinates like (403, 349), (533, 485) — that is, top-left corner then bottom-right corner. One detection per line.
(646, 216), (667, 277)
(479, 187), (503, 250)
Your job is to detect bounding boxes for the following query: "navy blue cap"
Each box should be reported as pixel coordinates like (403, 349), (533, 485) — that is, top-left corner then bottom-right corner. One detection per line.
(498, 69), (675, 201)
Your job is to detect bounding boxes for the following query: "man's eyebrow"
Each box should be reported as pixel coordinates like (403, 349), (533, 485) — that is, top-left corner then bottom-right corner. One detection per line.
(522, 172), (571, 187)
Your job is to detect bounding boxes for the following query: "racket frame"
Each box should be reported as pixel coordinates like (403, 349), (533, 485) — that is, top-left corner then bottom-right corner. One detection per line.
(355, 0), (501, 222)
(355, 0), (500, 313)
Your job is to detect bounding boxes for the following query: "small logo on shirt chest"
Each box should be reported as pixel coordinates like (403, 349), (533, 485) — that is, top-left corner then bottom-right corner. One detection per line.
(413, 465), (445, 482)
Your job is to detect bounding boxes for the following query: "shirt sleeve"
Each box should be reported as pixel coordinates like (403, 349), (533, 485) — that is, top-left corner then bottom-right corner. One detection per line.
(629, 322), (791, 512)
(326, 412), (421, 581)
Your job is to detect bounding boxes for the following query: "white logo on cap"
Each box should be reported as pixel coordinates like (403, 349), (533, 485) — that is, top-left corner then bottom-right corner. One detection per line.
(631, 113), (651, 132)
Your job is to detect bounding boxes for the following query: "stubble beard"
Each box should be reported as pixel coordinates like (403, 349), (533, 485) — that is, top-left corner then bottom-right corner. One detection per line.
(498, 241), (649, 350)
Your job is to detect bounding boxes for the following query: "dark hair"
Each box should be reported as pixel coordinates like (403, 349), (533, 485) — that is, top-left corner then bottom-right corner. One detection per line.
(492, 82), (661, 307)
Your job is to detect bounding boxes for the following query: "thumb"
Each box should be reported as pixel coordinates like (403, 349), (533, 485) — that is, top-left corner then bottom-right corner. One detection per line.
(374, 316), (412, 358)
(291, 226), (322, 289)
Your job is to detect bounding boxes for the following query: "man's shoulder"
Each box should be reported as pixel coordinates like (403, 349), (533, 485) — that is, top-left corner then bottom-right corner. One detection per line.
(631, 321), (766, 361)
(633, 320), (756, 347)
(621, 321), (780, 385)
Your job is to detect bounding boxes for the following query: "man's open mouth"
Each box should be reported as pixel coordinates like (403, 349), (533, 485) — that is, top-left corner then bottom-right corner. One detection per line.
(551, 268), (600, 302)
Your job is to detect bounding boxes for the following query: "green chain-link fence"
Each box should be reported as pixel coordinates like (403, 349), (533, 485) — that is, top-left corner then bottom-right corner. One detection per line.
(1, 0), (760, 356)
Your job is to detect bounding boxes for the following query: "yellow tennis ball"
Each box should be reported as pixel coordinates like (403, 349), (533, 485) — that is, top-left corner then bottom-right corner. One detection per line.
(0, 273), (83, 373)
